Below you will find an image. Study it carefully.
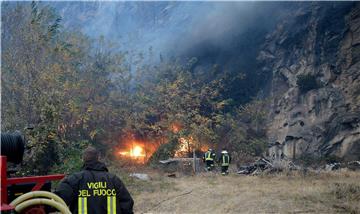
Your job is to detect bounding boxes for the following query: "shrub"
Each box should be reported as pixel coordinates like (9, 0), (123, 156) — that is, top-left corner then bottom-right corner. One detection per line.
(51, 140), (88, 175)
(148, 135), (179, 165)
(296, 74), (319, 93)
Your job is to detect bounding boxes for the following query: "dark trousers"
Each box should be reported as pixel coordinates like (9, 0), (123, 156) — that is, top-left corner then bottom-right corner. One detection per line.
(205, 160), (214, 171)
(221, 166), (229, 175)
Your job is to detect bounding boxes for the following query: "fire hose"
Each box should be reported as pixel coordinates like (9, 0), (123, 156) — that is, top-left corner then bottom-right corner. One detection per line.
(10, 191), (71, 214)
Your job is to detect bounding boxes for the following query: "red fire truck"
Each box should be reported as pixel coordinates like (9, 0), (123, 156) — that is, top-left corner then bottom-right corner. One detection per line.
(1, 133), (70, 213)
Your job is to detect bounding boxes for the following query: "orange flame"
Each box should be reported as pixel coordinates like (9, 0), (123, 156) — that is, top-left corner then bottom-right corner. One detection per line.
(118, 145), (146, 157)
(131, 145), (146, 157)
(174, 137), (209, 157)
(174, 137), (192, 157)
(171, 122), (182, 133)
(116, 137), (162, 164)
(118, 142), (146, 158)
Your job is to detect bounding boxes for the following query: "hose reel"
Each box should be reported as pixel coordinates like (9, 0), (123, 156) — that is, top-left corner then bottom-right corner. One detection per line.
(1, 133), (25, 164)
(10, 191), (71, 214)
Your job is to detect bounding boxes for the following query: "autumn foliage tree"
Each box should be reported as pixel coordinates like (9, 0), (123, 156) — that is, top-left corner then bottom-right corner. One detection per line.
(2, 2), (132, 174)
(2, 2), (270, 174)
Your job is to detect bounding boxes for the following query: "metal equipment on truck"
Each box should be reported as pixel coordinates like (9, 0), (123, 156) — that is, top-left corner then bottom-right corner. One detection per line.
(1, 132), (70, 213)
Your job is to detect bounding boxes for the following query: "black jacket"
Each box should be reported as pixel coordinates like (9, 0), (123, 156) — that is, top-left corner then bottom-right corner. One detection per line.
(55, 160), (134, 214)
(203, 151), (216, 162)
(218, 152), (231, 165)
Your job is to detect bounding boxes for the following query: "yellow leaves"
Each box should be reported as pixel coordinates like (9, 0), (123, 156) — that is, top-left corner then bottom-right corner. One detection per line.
(169, 81), (180, 92)
(67, 100), (79, 114)
(82, 114), (90, 124)
(47, 131), (56, 140)
(87, 105), (93, 113)
(89, 130), (97, 140)
(212, 114), (225, 124)
(63, 81), (71, 92)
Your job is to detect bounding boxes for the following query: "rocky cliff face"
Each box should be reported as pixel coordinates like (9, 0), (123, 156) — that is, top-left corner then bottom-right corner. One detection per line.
(260, 2), (360, 161)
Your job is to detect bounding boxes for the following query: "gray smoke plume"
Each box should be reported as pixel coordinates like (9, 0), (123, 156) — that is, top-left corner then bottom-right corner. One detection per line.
(50, 2), (293, 64)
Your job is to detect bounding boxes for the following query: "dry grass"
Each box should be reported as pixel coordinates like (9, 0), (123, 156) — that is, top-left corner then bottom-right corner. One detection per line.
(124, 170), (360, 214)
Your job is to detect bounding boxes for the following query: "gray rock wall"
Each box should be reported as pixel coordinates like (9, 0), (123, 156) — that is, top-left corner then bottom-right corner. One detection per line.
(261, 2), (360, 161)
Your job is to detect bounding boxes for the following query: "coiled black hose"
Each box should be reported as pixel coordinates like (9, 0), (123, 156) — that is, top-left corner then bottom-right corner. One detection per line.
(1, 133), (25, 164)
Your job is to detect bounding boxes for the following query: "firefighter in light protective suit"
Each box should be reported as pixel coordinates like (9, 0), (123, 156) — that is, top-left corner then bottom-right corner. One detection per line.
(55, 146), (134, 214)
(218, 148), (231, 175)
(203, 148), (216, 171)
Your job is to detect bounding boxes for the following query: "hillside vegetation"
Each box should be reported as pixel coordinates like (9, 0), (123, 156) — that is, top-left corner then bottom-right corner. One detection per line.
(1, 2), (359, 176)
(2, 2), (269, 175)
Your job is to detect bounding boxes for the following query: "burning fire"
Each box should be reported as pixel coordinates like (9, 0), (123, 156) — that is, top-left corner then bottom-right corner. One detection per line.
(174, 137), (209, 157)
(118, 145), (145, 157)
(116, 137), (160, 163)
(118, 142), (146, 158)
(132, 145), (145, 157)
(174, 137), (192, 157)
(170, 122), (182, 133)
(116, 123), (211, 163)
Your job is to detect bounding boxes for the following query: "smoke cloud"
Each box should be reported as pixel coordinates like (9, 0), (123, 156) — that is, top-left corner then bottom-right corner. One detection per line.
(51, 2), (292, 65)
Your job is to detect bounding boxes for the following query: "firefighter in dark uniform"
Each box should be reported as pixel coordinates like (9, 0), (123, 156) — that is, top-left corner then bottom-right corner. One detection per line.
(203, 148), (216, 171)
(218, 148), (231, 175)
(55, 146), (134, 214)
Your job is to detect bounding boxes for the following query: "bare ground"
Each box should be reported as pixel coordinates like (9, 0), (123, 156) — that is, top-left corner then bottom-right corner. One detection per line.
(122, 170), (360, 214)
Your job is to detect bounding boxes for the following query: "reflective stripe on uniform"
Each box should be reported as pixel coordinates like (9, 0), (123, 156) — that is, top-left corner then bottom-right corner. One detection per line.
(205, 152), (213, 161)
(107, 196), (116, 214)
(78, 197), (88, 214)
(222, 155), (229, 166)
